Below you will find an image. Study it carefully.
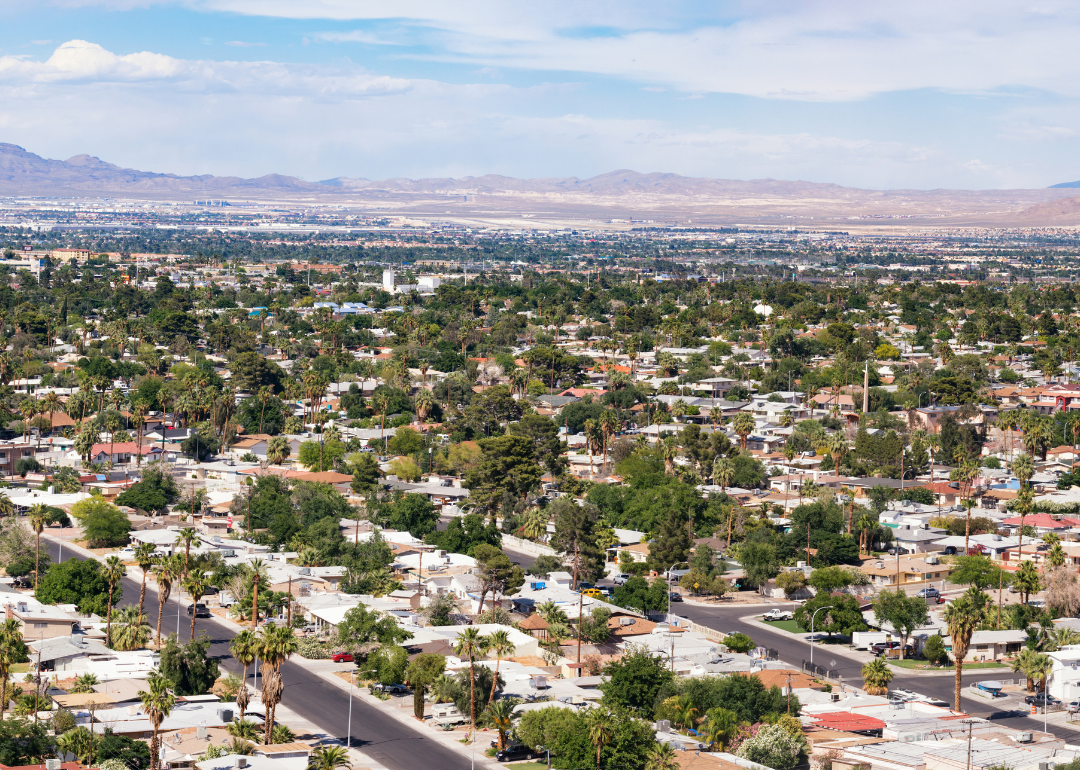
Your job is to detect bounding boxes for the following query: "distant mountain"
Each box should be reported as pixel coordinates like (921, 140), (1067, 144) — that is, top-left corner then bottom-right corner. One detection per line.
(0, 143), (320, 195)
(1049, 180), (1080, 188)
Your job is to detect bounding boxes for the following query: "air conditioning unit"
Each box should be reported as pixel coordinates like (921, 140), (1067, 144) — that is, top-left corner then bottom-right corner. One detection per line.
(1019, 732), (1033, 743)
(299, 568), (311, 576)
(831, 692), (841, 702)
(197, 726), (207, 740)
(45, 761), (60, 770)
(218, 708), (234, 723)
(655, 720), (671, 733)
(235, 759), (247, 770)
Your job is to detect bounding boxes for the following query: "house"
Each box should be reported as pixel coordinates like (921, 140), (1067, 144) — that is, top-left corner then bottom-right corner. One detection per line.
(8, 602), (79, 641)
(88, 442), (162, 466)
(859, 555), (955, 588)
(1047, 645), (1080, 700)
(959, 629), (1027, 662)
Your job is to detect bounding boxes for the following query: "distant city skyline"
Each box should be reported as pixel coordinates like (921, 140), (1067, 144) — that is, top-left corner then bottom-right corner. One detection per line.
(2, 2), (1080, 190)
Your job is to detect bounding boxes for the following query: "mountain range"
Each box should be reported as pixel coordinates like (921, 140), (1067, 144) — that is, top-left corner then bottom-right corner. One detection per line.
(3, 142), (1080, 226)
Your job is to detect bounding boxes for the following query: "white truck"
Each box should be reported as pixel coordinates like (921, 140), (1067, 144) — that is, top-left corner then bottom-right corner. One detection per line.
(218, 592), (237, 608)
(851, 631), (890, 650)
(762, 609), (794, 622)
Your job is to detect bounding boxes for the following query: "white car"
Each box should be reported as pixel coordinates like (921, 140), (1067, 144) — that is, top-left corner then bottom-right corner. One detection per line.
(114, 547), (136, 560)
(1068, 700), (1080, 714)
(762, 609), (794, 622)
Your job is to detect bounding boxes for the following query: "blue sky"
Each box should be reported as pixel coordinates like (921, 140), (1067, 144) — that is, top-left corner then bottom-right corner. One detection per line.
(1, 1), (1079, 189)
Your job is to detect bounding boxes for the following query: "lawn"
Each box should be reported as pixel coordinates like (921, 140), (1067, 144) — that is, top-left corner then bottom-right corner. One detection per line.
(758, 619), (806, 634)
(756, 619), (848, 644)
(887, 658), (1004, 670)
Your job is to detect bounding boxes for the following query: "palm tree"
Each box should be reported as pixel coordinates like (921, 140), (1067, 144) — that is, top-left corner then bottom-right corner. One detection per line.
(152, 555), (182, 646)
(599, 409), (619, 469)
(1013, 647), (1043, 693)
(1013, 453), (1035, 561)
(585, 707), (615, 770)
(174, 527), (199, 577)
(227, 717), (261, 743)
(645, 742), (680, 770)
(732, 412), (755, 452)
(584, 418), (602, 476)
(414, 388), (435, 432)
(661, 436), (679, 477)
(183, 572), (208, 638)
(110, 606), (151, 651)
(484, 699), (518, 751)
(374, 392), (391, 445)
(102, 556), (125, 647)
(134, 543), (156, 618)
(27, 504), (49, 590)
(1026, 651), (1053, 700)
(257, 386), (274, 435)
(486, 630), (516, 706)
(699, 707), (739, 750)
(0, 618), (25, 720)
(246, 559), (270, 629)
(944, 587), (988, 710)
(861, 658), (893, 695)
(230, 629), (259, 720)
(307, 745), (352, 770)
(453, 627), (489, 732)
(0, 495), (13, 518)
(827, 431), (848, 480)
(713, 457), (734, 492)
(139, 671), (176, 770)
(267, 436), (290, 465)
(256, 625), (298, 745)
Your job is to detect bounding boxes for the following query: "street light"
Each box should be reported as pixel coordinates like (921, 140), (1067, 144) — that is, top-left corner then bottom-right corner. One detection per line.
(536, 746), (551, 770)
(809, 606), (830, 668)
(346, 668), (378, 753)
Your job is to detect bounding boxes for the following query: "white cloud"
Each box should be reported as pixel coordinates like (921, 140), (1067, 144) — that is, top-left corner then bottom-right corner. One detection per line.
(47, 0), (1080, 101)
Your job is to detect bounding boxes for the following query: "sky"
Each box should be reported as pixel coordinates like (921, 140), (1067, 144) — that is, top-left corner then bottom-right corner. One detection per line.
(1, 1), (1080, 189)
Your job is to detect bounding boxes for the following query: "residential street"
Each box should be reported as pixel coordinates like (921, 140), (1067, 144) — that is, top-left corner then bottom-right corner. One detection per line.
(41, 531), (477, 770)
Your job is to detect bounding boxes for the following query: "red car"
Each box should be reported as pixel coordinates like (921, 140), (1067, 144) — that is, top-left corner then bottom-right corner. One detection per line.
(331, 652), (354, 663)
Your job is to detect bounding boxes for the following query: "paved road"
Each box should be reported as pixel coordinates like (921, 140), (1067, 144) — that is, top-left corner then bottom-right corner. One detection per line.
(676, 601), (1080, 740)
(42, 534), (473, 770)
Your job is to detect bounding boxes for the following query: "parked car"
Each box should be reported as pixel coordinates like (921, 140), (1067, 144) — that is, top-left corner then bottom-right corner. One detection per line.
(613, 574), (630, 586)
(668, 592), (683, 603)
(935, 595), (947, 605)
(372, 683), (408, 694)
(869, 641), (901, 655)
(915, 587), (939, 598)
(301, 624), (318, 635)
(582, 588), (604, 599)
(1068, 700), (1080, 714)
(114, 547), (136, 560)
(943, 546), (958, 556)
(496, 745), (537, 763)
(763, 609), (794, 622)
(331, 652), (354, 663)
(186, 603), (211, 618)
(1025, 693), (1060, 706)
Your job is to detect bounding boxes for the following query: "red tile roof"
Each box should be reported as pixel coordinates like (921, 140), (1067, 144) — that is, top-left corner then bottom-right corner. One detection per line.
(811, 712), (886, 732)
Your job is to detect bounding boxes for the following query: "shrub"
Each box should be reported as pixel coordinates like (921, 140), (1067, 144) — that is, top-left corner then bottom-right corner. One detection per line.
(724, 632), (756, 653)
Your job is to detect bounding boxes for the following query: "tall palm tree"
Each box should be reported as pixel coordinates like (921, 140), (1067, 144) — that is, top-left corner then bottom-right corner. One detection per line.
(27, 504), (49, 590)
(827, 431), (848, 480)
(138, 671), (175, 770)
(102, 556), (125, 647)
(453, 627), (489, 732)
(230, 629), (259, 719)
(0, 495), (13, 519)
(134, 543), (156, 618)
(585, 707), (615, 770)
(152, 555), (182, 646)
(374, 392), (391, 445)
(1013, 453), (1035, 562)
(414, 388), (435, 432)
(0, 618), (25, 720)
(257, 386), (274, 436)
(183, 572), (208, 639)
(174, 527), (199, 577)
(485, 630), (516, 706)
(944, 587), (988, 710)
(131, 401), (148, 468)
(246, 559), (270, 629)
(256, 626), (298, 745)
(584, 419), (602, 476)
(598, 408), (619, 469)
(699, 707), (739, 750)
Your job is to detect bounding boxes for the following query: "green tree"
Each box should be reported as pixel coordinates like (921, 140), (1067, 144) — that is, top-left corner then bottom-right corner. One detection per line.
(36, 558), (117, 616)
(334, 604), (412, 652)
(724, 632), (755, 653)
(464, 434), (543, 520)
(872, 589), (929, 660)
(405, 652), (447, 719)
(600, 643), (675, 712)
(738, 542), (780, 590)
(158, 634), (220, 696)
(550, 497), (606, 587)
(472, 544), (524, 614)
(82, 503), (131, 548)
(794, 593), (868, 638)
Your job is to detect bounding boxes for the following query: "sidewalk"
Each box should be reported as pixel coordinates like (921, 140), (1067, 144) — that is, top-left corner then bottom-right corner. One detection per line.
(312, 665), (502, 770)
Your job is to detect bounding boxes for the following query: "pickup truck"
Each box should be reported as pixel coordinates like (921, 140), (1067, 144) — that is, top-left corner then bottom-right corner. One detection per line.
(762, 609), (794, 622)
(372, 683), (408, 695)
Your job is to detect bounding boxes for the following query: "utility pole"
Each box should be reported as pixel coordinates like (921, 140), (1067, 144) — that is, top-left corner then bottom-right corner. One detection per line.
(287, 576), (293, 628)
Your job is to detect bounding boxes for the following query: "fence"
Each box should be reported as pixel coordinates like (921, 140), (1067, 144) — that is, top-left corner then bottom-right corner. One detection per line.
(500, 534), (558, 558)
(803, 660), (841, 681)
